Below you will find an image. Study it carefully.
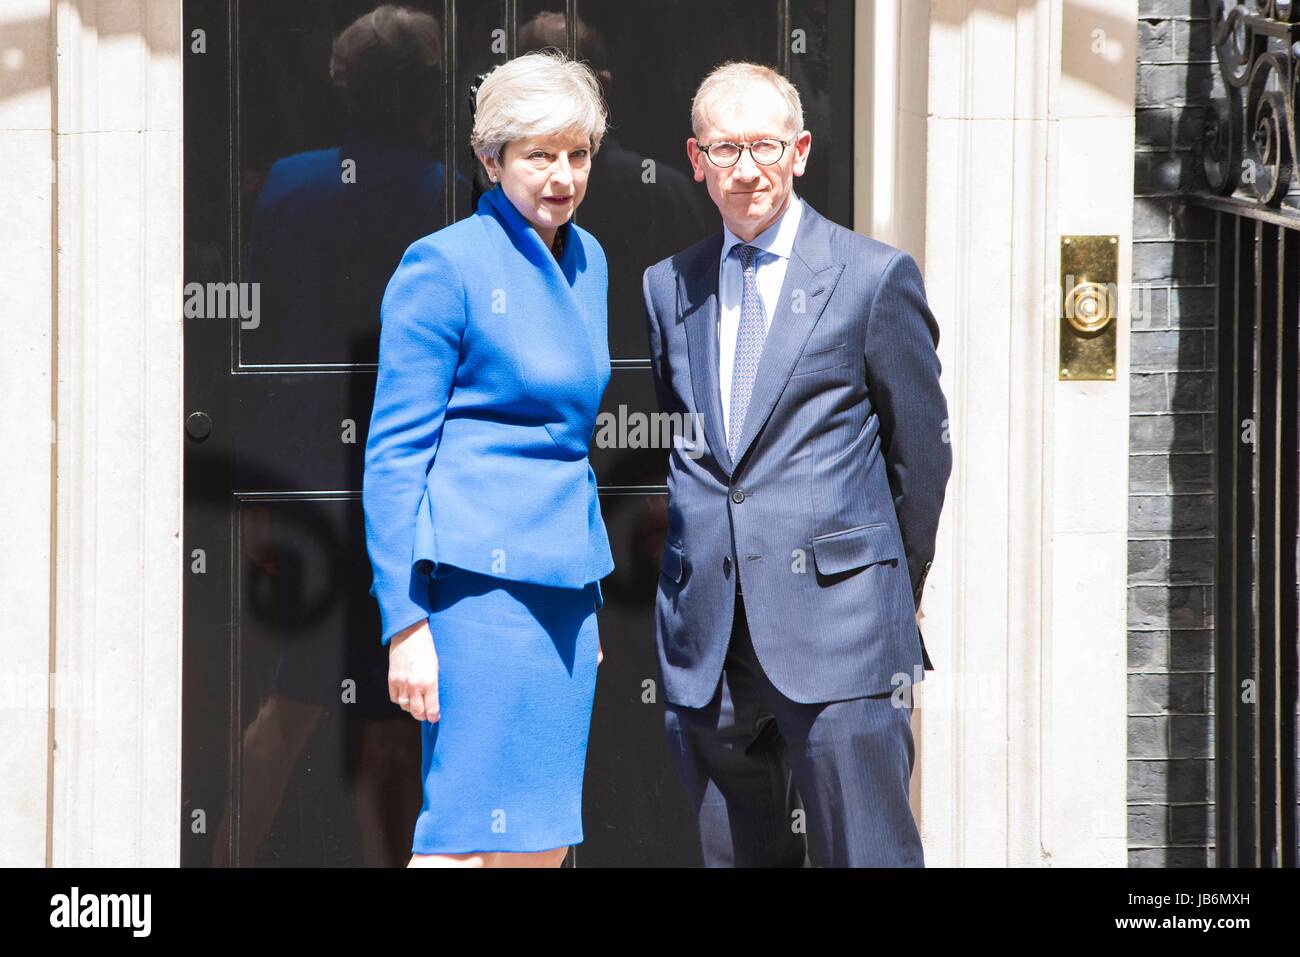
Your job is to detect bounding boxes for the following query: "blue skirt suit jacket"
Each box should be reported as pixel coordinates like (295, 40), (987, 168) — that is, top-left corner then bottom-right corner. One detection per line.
(363, 185), (615, 645)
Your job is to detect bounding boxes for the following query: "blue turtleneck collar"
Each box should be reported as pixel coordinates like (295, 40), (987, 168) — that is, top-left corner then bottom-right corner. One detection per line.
(478, 184), (572, 260)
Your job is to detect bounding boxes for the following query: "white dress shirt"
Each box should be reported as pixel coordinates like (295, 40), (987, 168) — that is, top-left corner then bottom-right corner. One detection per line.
(717, 193), (804, 438)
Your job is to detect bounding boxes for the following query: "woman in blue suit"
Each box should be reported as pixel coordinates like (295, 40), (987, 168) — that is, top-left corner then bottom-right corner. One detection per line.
(362, 50), (614, 867)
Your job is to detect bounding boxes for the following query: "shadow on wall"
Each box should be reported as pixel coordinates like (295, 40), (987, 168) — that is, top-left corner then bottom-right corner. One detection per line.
(2, 0), (1137, 108)
(0, 5), (186, 105)
(928, 0), (1136, 109)
(1129, 6), (1225, 864)
(0, 16), (52, 104)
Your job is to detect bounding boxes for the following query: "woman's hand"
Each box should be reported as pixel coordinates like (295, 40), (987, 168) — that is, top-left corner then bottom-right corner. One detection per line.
(389, 619), (440, 722)
(597, 638), (603, 666)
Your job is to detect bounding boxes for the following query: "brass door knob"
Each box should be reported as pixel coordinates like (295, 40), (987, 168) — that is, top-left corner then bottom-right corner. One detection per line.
(1064, 280), (1113, 334)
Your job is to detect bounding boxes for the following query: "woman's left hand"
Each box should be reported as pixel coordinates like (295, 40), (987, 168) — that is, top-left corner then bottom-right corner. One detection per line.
(597, 639), (603, 666)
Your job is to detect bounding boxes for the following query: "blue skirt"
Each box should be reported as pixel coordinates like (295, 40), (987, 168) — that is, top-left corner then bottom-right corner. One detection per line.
(411, 566), (600, 855)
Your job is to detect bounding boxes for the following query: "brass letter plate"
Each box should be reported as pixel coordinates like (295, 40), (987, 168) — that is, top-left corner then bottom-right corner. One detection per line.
(1059, 235), (1117, 381)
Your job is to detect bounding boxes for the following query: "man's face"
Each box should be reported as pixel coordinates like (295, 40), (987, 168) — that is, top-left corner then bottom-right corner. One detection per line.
(687, 83), (811, 240)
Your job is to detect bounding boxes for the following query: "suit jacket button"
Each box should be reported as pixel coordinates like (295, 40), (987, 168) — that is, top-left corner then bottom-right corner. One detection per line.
(731, 489), (745, 504)
(723, 556), (732, 577)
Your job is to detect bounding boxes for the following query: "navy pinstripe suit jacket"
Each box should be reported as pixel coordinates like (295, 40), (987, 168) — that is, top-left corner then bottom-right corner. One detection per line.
(642, 198), (952, 707)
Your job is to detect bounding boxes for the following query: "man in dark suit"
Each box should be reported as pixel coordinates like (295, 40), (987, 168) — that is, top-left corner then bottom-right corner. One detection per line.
(642, 61), (952, 866)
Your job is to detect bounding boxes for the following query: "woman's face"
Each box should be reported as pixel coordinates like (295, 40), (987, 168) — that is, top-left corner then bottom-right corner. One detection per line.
(481, 130), (592, 244)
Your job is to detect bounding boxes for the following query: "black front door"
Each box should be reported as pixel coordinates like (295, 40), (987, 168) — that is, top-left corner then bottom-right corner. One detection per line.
(182, 0), (853, 867)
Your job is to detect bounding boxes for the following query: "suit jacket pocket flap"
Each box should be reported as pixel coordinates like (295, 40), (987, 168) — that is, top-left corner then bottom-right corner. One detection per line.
(661, 541), (685, 582)
(791, 342), (848, 376)
(810, 523), (901, 576)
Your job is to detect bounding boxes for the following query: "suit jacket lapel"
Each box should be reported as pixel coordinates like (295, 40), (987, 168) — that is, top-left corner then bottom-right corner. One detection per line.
(678, 234), (732, 474)
(730, 204), (843, 468)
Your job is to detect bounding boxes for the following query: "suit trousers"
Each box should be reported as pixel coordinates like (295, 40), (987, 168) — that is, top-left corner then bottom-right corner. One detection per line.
(663, 580), (925, 867)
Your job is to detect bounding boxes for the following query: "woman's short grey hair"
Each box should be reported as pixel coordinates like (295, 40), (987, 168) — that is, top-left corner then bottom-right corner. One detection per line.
(691, 61), (804, 139)
(470, 50), (608, 163)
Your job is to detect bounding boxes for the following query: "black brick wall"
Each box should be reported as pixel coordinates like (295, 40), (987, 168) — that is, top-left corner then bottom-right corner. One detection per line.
(1130, 0), (1218, 867)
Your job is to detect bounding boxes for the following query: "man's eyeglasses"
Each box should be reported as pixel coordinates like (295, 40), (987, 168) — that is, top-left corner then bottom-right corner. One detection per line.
(697, 137), (793, 168)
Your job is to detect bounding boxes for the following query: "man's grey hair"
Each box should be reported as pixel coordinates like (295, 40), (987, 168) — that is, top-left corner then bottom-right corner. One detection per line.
(470, 49), (608, 162)
(691, 61), (804, 139)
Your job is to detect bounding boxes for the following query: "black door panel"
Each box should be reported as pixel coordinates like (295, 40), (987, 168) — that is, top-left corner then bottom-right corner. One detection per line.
(183, 0), (852, 867)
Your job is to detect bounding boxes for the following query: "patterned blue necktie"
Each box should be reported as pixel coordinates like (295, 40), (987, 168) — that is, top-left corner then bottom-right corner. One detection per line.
(728, 243), (766, 460)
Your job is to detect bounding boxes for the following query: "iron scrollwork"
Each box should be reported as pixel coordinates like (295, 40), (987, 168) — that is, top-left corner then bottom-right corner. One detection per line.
(1202, 1), (1300, 206)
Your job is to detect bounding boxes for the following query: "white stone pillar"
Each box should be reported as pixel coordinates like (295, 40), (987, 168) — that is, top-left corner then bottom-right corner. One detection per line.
(0, 0), (56, 868)
(872, 0), (1135, 866)
(47, 0), (184, 867)
(854, 0), (931, 262)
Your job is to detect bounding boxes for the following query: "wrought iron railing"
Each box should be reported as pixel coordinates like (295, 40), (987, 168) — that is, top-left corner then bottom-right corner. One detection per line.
(1189, 1), (1299, 869)
(1201, 0), (1300, 209)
